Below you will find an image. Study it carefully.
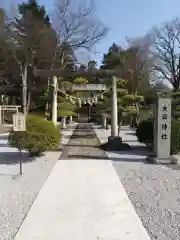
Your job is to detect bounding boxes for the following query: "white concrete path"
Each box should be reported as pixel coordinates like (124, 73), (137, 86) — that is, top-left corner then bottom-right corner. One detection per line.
(61, 122), (77, 146)
(14, 159), (151, 239)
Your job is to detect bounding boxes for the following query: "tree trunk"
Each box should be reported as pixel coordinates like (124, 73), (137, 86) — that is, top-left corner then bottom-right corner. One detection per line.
(134, 101), (139, 127)
(131, 116), (137, 128)
(12, 96), (16, 105)
(45, 102), (49, 119)
(88, 105), (91, 121)
(27, 91), (31, 114)
(45, 78), (50, 119)
(173, 79), (180, 92)
(22, 63), (28, 116)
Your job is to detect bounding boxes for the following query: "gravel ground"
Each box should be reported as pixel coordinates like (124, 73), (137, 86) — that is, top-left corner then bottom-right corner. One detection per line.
(0, 151), (60, 240)
(93, 125), (180, 240)
(112, 150), (180, 240)
(0, 123), (77, 240)
(3, 121), (180, 240)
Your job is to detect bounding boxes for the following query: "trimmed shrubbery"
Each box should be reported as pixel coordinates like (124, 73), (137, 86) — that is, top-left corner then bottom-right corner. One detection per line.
(8, 115), (61, 156)
(136, 119), (154, 148)
(136, 119), (180, 154)
(171, 120), (180, 154)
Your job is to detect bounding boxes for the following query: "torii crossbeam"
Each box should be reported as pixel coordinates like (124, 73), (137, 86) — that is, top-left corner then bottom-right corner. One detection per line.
(33, 68), (121, 78)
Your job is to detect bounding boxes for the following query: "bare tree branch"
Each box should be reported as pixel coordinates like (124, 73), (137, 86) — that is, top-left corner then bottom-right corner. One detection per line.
(51, 0), (107, 56)
(148, 18), (180, 90)
(124, 38), (153, 94)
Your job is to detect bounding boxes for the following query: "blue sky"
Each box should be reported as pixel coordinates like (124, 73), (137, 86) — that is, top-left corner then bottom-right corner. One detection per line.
(3, 0), (180, 65)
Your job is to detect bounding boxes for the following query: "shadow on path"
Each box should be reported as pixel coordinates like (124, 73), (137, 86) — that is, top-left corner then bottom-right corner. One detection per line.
(63, 154), (147, 163)
(60, 123), (151, 163)
(59, 123), (108, 160)
(0, 152), (35, 165)
(0, 134), (35, 165)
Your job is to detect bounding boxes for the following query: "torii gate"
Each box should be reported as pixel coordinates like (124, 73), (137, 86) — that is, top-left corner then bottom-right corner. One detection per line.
(34, 68), (122, 147)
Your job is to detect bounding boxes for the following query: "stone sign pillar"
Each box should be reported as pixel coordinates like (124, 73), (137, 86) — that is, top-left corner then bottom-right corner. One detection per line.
(147, 95), (172, 164)
(156, 96), (171, 160)
(153, 105), (157, 155)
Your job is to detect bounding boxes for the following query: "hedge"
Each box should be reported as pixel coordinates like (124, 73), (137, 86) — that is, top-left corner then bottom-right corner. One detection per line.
(8, 115), (61, 156)
(136, 119), (180, 154)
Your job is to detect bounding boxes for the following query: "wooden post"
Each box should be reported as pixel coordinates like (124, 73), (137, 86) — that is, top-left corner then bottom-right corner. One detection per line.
(52, 76), (57, 125)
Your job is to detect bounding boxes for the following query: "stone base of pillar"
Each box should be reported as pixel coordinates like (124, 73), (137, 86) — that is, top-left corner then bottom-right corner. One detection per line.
(101, 136), (131, 151)
(108, 136), (122, 149)
(146, 154), (175, 164)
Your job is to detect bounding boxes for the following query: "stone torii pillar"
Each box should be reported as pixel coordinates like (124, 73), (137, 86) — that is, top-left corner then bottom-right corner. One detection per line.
(33, 69), (123, 131)
(69, 116), (73, 123)
(108, 76), (122, 148)
(111, 76), (118, 136)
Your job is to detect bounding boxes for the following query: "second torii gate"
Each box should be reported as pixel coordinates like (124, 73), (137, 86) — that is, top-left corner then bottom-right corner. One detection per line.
(34, 68), (122, 147)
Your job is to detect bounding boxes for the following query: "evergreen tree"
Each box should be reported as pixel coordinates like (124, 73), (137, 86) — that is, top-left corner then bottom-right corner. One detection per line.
(100, 43), (146, 128)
